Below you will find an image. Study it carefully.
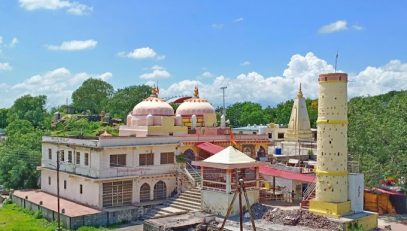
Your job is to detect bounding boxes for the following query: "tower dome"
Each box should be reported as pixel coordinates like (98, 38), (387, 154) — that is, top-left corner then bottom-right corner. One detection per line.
(176, 86), (215, 116)
(132, 86), (174, 116)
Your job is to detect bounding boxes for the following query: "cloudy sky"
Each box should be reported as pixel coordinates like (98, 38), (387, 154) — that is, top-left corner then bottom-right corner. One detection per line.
(0, 0), (407, 108)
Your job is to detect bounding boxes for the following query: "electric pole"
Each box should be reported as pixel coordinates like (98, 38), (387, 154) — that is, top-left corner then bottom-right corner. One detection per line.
(56, 149), (61, 231)
(220, 86), (227, 116)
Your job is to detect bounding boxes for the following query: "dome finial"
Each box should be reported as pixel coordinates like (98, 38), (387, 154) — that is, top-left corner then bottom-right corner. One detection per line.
(151, 85), (160, 97)
(193, 85), (199, 98)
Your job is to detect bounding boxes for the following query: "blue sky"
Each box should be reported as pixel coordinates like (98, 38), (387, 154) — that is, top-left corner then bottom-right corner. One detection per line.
(1, 0), (407, 108)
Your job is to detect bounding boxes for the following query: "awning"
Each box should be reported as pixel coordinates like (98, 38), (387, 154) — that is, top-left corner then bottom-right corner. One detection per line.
(259, 165), (316, 183)
(196, 142), (224, 154)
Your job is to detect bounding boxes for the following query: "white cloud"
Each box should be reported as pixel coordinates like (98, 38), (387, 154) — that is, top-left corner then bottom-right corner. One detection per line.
(211, 23), (224, 30)
(159, 52), (407, 106)
(19, 0), (92, 15)
(118, 47), (165, 60)
(9, 37), (18, 48)
(201, 71), (214, 78)
(240, 61), (251, 66)
(46, 39), (97, 51)
(0, 63), (12, 71)
(234, 17), (244, 23)
(352, 25), (364, 31)
(140, 66), (171, 79)
(0, 68), (112, 107)
(319, 20), (348, 34)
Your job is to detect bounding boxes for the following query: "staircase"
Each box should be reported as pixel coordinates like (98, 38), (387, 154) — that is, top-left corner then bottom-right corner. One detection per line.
(186, 162), (202, 187)
(143, 187), (202, 219)
(300, 182), (316, 209)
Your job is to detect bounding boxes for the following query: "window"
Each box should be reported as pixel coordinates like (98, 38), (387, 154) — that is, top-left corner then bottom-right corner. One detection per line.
(48, 149), (52, 160)
(268, 133), (272, 139)
(102, 181), (133, 207)
(68, 151), (72, 163)
(139, 153), (154, 166)
(64, 180), (67, 189)
(110, 154), (126, 167)
(153, 181), (166, 200)
(160, 152), (174, 164)
(140, 183), (151, 202)
(84, 153), (89, 166)
(278, 133), (284, 139)
(80, 184), (83, 194)
(76, 152), (80, 164)
(59, 150), (65, 161)
(48, 176), (51, 185)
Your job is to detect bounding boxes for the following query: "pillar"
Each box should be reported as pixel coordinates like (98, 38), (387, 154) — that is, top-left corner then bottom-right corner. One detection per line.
(309, 73), (351, 217)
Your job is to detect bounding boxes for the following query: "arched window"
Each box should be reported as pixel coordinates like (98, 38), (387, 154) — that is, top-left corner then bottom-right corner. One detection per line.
(140, 183), (151, 202)
(153, 181), (167, 200)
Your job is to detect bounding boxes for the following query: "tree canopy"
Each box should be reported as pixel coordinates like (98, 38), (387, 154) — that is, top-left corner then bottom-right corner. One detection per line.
(72, 79), (114, 114)
(6, 95), (49, 129)
(106, 85), (151, 120)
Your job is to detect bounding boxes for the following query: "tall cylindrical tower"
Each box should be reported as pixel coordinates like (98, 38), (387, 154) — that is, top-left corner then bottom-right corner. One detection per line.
(310, 73), (351, 217)
(316, 73), (348, 202)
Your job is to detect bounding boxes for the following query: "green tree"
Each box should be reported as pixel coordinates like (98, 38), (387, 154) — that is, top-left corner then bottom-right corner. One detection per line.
(106, 85), (151, 120)
(0, 120), (42, 189)
(0, 108), (8, 128)
(7, 95), (49, 128)
(72, 79), (114, 114)
(226, 102), (271, 127)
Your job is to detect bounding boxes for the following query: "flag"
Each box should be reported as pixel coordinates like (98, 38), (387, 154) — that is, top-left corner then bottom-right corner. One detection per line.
(230, 128), (238, 148)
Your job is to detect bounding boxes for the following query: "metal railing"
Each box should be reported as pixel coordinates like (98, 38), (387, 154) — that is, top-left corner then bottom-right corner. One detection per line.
(302, 182), (316, 200)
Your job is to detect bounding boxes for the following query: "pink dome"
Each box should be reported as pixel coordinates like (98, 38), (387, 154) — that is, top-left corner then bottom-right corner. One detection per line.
(132, 96), (174, 116)
(176, 98), (215, 116)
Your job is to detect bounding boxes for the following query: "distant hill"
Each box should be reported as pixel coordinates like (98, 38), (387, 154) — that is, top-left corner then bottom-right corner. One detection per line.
(348, 90), (407, 187)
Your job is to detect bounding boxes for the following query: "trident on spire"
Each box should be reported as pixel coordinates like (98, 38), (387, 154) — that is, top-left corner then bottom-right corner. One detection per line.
(335, 51), (339, 73)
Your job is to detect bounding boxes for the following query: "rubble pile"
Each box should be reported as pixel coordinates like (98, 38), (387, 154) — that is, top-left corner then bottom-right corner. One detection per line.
(262, 208), (340, 230)
(250, 203), (271, 219)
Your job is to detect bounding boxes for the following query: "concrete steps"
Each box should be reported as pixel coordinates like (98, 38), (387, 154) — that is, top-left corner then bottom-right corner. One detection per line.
(143, 187), (202, 219)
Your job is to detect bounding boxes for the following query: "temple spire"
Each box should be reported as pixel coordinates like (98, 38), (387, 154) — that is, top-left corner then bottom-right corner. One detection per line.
(297, 83), (303, 98)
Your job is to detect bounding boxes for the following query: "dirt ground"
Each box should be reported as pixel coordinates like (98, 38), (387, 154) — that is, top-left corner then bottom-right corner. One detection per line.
(378, 214), (407, 231)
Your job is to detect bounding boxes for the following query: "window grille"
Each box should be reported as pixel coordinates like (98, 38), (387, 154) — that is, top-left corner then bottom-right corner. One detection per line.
(110, 154), (126, 167)
(140, 183), (150, 202)
(48, 149), (52, 160)
(102, 181), (133, 207)
(68, 151), (72, 163)
(84, 153), (89, 166)
(153, 181), (166, 200)
(140, 153), (154, 166)
(160, 152), (174, 164)
(76, 152), (80, 164)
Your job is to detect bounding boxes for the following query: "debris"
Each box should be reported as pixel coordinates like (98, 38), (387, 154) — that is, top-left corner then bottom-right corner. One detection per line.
(262, 209), (340, 230)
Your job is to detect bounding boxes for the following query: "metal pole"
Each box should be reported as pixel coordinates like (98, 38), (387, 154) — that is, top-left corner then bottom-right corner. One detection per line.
(56, 150), (61, 231)
(240, 179), (256, 231)
(220, 86), (227, 116)
(238, 182), (243, 231)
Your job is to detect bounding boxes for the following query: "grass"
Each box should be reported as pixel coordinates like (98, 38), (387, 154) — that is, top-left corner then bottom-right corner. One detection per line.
(0, 203), (113, 231)
(0, 203), (57, 231)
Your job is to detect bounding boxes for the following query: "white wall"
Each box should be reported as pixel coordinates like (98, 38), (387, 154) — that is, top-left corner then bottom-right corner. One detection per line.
(40, 168), (101, 208)
(348, 173), (364, 212)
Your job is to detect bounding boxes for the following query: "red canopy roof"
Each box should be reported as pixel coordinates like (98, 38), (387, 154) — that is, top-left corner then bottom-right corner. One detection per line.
(259, 165), (316, 183)
(196, 142), (224, 154)
(372, 188), (405, 196)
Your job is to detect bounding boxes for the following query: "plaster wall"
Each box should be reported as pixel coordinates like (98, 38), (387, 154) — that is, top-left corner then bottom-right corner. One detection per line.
(41, 168), (101, 208)
(133, 175), (177, 203)
(201, 190), (259, 216)
(316, 74), (348, 203)
(348, 173), (364, 212)
(99, 145), (178, 178)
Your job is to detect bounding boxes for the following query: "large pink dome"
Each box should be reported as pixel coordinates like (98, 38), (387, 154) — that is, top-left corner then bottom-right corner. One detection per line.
(176, 97), (215, 116)
(132, 96), (174, 116)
